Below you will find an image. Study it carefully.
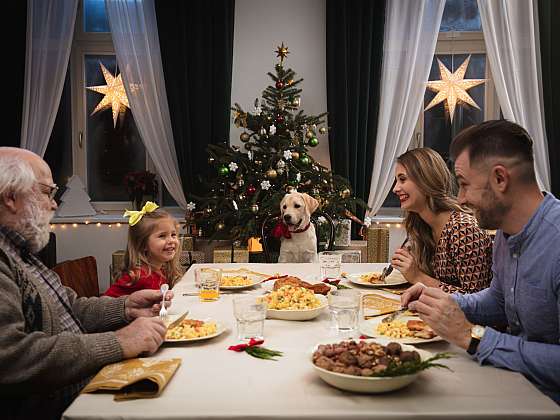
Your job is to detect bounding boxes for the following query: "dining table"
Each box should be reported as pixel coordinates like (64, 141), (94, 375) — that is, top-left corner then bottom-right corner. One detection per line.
(63, 263), (560, 420)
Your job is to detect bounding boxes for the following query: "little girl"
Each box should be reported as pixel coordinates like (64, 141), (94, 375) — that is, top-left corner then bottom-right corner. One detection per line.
(104, 201), (182, 298)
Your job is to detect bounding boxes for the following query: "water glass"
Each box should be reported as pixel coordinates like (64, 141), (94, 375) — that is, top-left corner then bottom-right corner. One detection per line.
(319, 251), (342, 280)
(233, 296), (267, 341)
(198, 269), (221, 302)
(328, 289), (361, 336)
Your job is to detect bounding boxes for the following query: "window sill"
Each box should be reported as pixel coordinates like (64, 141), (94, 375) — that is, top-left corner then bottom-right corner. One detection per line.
(52, 207), (185, 224)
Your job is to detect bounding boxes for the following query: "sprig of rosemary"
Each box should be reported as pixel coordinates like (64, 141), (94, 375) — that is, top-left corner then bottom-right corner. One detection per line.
(245, 346), (284, 360)
(375, 352), (454, 377)
(335, 283), (352, 289)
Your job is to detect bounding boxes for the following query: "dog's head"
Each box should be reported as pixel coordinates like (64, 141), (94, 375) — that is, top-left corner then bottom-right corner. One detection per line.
(280, 192), (319, 231)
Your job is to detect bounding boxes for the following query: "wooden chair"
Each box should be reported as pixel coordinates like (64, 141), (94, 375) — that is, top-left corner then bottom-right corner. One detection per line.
(260, 211), (336, 263)
(53, 256), (100, 297)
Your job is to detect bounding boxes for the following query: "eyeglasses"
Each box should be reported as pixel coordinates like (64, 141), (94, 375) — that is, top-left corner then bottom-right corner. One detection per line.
(38, 182), (59, 200)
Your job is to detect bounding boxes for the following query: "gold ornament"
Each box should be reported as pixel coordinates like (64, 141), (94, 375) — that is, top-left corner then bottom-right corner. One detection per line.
(291, 152), (300, 160)
(86, 63), (131, 128)
(319, 127), (327, 134)
(340, 188), (351, 198)
(275, 42), (290, 65)
(251, 204), (259, 213)
(292, 97), (300, 107)
(233, 110), (248, 128)
(240, 132), (250, 142)
(425, 55), (485, 122)
(266, 169), (278, 179)
(216, 222), (225, 231)
(305, 131), (314, 139)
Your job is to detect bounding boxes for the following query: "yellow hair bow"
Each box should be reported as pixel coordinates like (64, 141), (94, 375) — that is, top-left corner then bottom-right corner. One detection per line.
(123, 201), (159, 226)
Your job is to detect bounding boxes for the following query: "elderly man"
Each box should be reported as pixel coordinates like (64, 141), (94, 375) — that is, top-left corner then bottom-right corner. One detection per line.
(402, 120), (560, 404)
(0, 147), (170, 419)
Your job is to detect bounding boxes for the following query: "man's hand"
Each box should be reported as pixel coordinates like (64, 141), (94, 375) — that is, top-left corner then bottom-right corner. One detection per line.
(115, 317), (167, 358)
(405, 286), (472, 350)
(125, 289), (173, 321)
(391, 247), (421, 283)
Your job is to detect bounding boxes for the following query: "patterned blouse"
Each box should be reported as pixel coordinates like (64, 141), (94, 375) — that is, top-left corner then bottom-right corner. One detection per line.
(431, 211), (493, 294)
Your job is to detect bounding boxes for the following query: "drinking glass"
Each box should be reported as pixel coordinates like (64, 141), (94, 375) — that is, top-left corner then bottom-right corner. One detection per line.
(233, 295), (267, 341)
(319, 251), (342, 280)
(198, 269), (221, 302)
(328, 289), (361, 336)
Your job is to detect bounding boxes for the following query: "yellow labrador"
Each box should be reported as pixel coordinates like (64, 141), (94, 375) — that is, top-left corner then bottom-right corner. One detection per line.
(276, 192), (319, 263)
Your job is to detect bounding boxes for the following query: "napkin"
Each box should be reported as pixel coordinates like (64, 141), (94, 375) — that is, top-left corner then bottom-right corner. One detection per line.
(362, 293), (401, 319)
(82, 357), (181, 401)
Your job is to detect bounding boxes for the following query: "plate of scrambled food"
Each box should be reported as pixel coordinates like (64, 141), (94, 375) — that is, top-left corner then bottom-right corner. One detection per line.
(346, 270), (408, 288)
(216, 268), (270, 290)
(311, 339), (451, 393)
(165, 318), (226, 342)
(265, 284), (328, 321)
(359, 315), (442, 344)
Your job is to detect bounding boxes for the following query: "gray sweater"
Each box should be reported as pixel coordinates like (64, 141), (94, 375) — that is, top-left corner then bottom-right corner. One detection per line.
(0, 247), (128, 419)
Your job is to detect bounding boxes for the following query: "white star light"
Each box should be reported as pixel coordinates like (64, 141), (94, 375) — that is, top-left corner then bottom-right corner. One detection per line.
(260, 180), (271, 190)
(186, 202), (196, 211)
(228, 162), (238, 171)
(269, 124), (277, 135)
(86, 63), (131, 127)
(283, 150), (293, 160)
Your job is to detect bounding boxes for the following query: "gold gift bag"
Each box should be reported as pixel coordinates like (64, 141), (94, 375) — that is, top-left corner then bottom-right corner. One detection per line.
(82, 357), (181, 401)
(366, 227), (389, 263)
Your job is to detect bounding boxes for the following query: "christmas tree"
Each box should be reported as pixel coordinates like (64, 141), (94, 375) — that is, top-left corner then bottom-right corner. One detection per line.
(189, 43), (366, 243)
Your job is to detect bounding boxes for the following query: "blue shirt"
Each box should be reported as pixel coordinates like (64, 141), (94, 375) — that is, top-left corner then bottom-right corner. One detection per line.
(454, 193), (560, 404)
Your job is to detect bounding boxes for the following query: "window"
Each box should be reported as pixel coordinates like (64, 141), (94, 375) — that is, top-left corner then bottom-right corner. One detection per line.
(46, 0), (177, 212)
(380, 0), (500, 209)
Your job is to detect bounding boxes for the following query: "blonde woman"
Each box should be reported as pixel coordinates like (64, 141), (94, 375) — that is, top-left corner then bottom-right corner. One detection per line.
(390, 148), (492, 293)
(104, 202), (182, 297)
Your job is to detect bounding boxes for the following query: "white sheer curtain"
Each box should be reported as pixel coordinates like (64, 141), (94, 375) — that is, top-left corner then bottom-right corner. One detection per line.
(105, 0), (187, 209)
(367, 0), (445, 216)
(478, 0), (550, 191)
(20, 0), (77, 157)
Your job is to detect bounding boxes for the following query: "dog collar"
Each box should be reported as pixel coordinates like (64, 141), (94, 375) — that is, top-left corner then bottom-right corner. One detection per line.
(272, 221), (311, 239)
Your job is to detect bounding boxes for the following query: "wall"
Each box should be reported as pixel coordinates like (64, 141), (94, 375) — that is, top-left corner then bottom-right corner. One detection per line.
(230, 0), (331, 168)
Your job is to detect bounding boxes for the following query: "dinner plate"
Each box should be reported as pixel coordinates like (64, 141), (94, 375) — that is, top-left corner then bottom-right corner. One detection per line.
(218, 268), (271, 290)
(346, 270), (408, 288)
(359, 315), (443, 344)
(165, 319), (227, 343)
(266, 294), (328, 321)
(311, 340), (433, 393)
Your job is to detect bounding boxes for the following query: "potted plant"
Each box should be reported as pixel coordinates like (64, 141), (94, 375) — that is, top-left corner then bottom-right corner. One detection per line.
(123, 170), (158, 210)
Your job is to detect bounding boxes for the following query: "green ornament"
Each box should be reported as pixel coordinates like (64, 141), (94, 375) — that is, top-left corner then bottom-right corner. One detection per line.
(300, 156), (310, 165)
(308, 137), (319, 147)
(218, 166), (229, 176)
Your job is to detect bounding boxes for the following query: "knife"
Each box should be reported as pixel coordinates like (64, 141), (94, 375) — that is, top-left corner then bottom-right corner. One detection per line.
(381, 308), (407, 323)
(165, 310), (189, 330)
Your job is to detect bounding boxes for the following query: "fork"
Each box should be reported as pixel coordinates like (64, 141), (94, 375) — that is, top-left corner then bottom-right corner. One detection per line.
(159, 284), (169, 320)
(379, 236), (409, 282)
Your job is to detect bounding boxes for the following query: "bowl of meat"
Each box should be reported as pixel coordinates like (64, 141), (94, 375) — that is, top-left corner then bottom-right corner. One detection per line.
(311, 339), (451, 393)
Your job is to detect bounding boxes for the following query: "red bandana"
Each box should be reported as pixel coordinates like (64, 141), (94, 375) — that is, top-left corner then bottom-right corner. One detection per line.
(271, 221), (311, 239)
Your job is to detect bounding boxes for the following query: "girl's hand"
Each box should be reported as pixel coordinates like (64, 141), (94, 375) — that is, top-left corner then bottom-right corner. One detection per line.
(391, 247), (420, 283)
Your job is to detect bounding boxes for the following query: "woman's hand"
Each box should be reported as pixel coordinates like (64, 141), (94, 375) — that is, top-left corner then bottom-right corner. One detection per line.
(391, 247), (421, 283)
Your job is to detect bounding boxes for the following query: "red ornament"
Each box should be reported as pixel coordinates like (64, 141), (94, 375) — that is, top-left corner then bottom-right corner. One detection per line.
(275, 80), (285, 89)
(247, 185), (256, 195)
(276, 115), (285, 124)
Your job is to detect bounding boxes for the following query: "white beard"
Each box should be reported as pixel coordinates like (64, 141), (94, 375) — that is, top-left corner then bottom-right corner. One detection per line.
(16, 198), (53, 253)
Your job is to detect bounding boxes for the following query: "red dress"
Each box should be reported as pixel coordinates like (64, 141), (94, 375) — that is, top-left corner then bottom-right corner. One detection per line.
(104, 267), (168, 297)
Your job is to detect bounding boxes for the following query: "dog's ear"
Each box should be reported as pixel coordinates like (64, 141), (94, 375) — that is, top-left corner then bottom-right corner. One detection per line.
(301, 193), (319, 215)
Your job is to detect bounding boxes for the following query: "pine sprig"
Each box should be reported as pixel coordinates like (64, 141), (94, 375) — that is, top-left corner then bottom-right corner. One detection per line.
(375, 352), (454, 377)
(245, 346), (284, 361)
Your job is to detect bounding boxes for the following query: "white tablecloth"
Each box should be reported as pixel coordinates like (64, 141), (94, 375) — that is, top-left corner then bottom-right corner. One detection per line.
(63, 263), (560, 419)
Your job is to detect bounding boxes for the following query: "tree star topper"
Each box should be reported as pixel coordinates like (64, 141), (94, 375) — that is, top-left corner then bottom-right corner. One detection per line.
(86, 63), (130, 127)
(425, 55), (485, 122)
(275, 42), (289, 65)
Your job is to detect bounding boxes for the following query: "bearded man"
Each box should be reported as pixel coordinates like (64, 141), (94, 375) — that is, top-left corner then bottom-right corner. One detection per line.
(402, 120), (560, 404)
(0, 148), (171, 420)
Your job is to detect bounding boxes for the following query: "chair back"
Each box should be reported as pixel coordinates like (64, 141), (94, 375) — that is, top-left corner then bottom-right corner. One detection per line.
(53, 256), (100, 297)
(261, 211), (335, 263)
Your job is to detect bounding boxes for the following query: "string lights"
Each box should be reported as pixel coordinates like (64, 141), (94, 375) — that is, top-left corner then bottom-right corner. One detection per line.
(50, 222), (123, 230)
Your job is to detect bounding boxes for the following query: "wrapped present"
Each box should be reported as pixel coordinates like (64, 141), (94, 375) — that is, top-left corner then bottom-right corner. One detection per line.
(195, 239), (234, 263)
(334, 240), (367, 262)
(213, 246), (249, 263)
(329, 249), (361, 263)
(247, 237), (263, 252)
(334, 219), (352, 247)
(179, 235), (194, 251)
(110, 250), (126, 284)
(179, 251), (205, 274)
(366, 227), (389, 263)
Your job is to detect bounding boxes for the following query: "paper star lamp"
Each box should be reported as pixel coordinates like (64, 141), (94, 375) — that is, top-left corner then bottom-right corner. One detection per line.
(86, 63), (130, 127)
(425, 55), (485, 122)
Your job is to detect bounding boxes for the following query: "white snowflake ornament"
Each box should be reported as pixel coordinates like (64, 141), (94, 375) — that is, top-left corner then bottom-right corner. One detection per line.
(260, 180), (271, 190)
(283, 150), (293, 160)
(186, 202), (196, 211)
(228, 162), (238, 172)
(269, 124), (277, 135)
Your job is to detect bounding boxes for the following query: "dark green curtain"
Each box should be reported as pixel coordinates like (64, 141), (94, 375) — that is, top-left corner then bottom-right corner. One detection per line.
(154, 1), (235, 196)
(538, 0), (560, 196)
(5, 0), (27, 147)
(326, 0), (386, 233)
